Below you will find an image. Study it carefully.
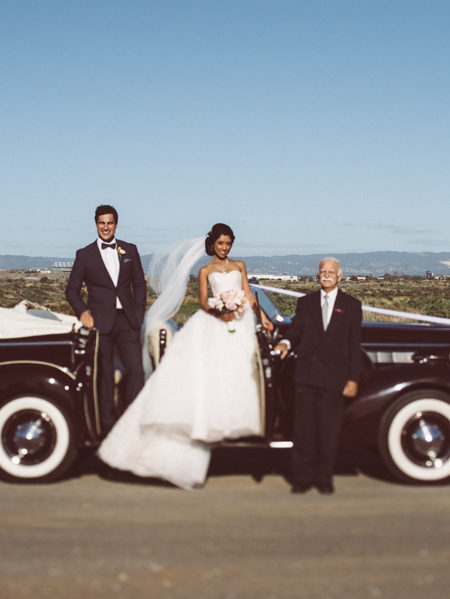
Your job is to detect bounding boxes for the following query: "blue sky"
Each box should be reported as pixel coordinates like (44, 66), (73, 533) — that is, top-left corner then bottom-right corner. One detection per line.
(1, 0), (449, 257)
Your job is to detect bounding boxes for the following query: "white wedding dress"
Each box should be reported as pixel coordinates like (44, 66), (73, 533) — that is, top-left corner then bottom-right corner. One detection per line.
(98, 270), (262, 489)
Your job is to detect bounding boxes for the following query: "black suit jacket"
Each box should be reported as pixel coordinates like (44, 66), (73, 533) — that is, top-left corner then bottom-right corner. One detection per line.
(284, 289), (362, 390)
(65, 239), (147, 334)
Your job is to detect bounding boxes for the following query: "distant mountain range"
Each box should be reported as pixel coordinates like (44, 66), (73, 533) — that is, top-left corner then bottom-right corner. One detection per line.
(241, 252), (450, 277)
(1, 251), (449, 276)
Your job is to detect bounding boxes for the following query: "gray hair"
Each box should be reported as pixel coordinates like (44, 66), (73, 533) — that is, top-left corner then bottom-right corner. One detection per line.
(319, 257), (342, 276)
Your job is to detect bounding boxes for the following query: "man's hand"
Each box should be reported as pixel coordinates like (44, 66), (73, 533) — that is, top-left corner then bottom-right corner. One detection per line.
(261, 314), (274, 332)
(273, 342), (289, 360)
(342, 380), (358, 398)
(80, 309), (94, 330)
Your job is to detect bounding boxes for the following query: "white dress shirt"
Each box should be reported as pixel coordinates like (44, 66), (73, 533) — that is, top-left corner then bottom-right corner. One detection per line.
(97, 237), (122, 309)
(321, 287), (338, 329)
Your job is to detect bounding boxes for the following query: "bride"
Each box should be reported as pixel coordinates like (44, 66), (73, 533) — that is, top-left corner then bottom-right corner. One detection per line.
(98, 223), (273, 489)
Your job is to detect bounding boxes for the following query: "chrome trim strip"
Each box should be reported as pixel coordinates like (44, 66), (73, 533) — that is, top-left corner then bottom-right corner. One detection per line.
(254, 345), (266, 435)
(269, 441), (293, 448)
(0, 360), (76, 380)
(91, 332), (101, 435)
(362, 342), (450, 349)
(0, 340), (71, 348)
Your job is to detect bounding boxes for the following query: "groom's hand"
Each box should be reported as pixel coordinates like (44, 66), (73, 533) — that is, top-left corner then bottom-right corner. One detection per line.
(80, 310), (94, 330)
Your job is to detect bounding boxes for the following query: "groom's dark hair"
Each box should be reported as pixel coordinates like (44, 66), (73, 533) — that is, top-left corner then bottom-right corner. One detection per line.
(95, 204), (118, 224)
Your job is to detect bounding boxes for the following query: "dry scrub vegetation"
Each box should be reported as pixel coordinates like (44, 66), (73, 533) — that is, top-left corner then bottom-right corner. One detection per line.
(252, 278), (450, 322)
(0, 271), (448, 324)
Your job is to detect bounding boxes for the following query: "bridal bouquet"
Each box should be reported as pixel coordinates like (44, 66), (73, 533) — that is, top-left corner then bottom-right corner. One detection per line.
(208, 289), (247, 333)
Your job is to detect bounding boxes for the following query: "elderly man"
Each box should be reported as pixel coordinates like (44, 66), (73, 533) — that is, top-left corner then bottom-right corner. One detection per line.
(275, 257), (362, 494)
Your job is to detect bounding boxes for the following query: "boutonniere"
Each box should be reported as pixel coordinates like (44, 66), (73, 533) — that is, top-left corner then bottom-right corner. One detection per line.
(334, 307), (344, 314)
(117, 246), (126, 260)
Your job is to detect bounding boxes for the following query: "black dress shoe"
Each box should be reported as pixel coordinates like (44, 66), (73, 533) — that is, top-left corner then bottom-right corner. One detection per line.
(291, 483), (313, 494)
(316, 483), (335, 494)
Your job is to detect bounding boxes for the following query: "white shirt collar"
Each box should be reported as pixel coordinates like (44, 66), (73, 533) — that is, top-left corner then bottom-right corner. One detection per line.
(321, 287), (338, 303)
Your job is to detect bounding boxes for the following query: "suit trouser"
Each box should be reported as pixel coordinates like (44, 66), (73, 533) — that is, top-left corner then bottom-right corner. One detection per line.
(98, 310), (145, 430)
(292, 384), (344, 486)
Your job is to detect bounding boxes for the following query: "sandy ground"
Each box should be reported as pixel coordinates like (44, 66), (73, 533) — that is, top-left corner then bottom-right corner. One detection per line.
(0, 450), (449, 599)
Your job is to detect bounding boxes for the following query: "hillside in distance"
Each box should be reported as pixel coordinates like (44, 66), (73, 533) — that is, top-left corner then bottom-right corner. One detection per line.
(240, 251), (450, 277)
(0, 255), (75, 270)
(1, 251), (449, 276)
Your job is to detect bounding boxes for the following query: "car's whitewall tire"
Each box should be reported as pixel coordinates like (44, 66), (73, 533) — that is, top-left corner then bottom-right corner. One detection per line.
(378, 390), (450, 483)
(0, 396), (76, 482)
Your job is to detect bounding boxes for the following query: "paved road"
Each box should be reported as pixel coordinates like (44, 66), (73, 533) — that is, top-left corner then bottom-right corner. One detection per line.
(0, 450), (449, 599)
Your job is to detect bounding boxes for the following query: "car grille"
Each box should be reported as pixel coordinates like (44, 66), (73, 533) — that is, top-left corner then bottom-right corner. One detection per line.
(367, 351), (415, 364)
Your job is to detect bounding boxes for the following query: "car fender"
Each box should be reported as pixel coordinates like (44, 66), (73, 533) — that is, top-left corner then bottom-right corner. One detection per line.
(0, 362), (82, 426)
(341, 362), (450, 448)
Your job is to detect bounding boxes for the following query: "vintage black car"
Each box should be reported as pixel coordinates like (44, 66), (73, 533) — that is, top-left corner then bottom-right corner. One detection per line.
(0, 308), (100, 482)
(0, 293), (449, 485)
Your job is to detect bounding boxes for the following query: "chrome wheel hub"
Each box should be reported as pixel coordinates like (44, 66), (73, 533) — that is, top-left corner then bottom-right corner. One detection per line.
(2, 410), (56, 465)
(402, 411), (449, 469)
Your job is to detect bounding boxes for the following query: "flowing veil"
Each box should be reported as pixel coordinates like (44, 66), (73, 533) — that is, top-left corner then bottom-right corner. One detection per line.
(142, 237), (206, 376)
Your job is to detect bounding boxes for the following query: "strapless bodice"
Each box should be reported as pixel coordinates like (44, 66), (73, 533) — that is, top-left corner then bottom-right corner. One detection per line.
(208, 270), (242, 296)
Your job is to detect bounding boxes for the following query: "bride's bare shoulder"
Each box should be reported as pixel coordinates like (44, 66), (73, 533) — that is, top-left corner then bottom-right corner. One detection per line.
(231, 259), (246, 272)
(199, 262), (213, 277)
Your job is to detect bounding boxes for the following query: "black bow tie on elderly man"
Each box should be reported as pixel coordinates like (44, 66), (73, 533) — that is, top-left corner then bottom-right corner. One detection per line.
(101, 242), (116, 250)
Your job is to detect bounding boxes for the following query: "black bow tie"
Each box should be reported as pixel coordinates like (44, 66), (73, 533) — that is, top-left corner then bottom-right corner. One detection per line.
(101, 242), (116, 250)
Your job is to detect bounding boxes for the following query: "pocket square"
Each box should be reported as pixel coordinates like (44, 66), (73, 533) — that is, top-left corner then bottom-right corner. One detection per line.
(123, 258), (132, 263)
(334, 307), (344, 314)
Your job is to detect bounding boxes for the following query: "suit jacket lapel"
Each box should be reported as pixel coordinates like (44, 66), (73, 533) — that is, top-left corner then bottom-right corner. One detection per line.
(326, 289), (345, 334)
(116, 239), (125, 285)
(308, 290), (323, 333)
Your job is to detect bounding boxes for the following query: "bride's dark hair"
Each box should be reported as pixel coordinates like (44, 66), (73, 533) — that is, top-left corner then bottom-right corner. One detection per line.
(205, 223), (235, 256)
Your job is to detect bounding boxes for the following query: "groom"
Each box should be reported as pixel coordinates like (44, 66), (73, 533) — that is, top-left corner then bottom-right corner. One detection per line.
(66, 205), (147, 433)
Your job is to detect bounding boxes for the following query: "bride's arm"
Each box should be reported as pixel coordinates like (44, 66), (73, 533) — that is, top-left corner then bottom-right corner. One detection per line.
(239, 262), (273, 331)
(199, 267), (234, 321)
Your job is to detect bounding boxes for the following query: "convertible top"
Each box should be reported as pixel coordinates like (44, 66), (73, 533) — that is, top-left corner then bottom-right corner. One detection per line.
(0, 300), (78, 338)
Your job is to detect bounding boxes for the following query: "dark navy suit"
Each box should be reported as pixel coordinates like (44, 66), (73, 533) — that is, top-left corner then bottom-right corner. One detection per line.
(284, 289), (362, 487)
(66, 239), (146, 431)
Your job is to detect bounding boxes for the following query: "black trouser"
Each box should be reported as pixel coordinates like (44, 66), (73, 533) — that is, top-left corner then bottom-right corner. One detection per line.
(98, 310), (145, 430)
(292, 384), (344, 486)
